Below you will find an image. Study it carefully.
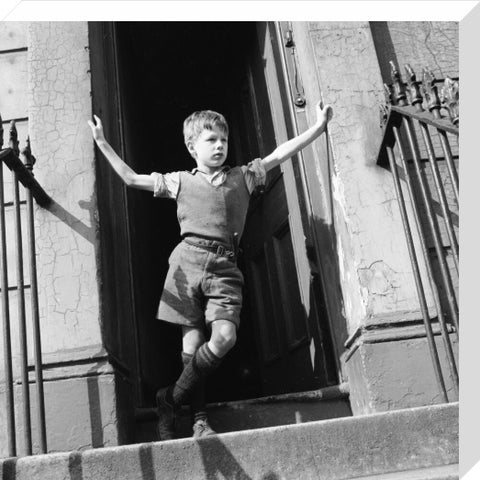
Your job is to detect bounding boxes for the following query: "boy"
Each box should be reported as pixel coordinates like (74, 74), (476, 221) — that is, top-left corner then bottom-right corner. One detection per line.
(88, 101), (333, 440)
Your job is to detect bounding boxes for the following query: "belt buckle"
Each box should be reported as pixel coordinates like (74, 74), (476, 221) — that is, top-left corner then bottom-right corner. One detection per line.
(216, 245), (235, 260)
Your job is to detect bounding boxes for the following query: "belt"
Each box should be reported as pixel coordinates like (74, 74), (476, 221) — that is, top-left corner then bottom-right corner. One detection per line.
(183, 238), (236, 261)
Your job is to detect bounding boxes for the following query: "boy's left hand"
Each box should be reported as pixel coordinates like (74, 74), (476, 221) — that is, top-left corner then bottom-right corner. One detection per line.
(315, 101), (333, 126)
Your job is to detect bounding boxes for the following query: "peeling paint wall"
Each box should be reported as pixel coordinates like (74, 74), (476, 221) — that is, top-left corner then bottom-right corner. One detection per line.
(290, 21), (458, 412)
(292, 22), (428, 335)
(371, 21), (458, 82)
(27, 22), (103, 359)
(0, 22), (119, 456)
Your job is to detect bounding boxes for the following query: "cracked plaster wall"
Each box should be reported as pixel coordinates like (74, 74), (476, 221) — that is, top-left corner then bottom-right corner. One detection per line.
(26, 22), (103, 360)
(0, 373), (118, 457)
(294, 22), (440, 334)
(372, 21), (458, 82)
(292, 22), (458, 412)
(0, 22), (121, 455)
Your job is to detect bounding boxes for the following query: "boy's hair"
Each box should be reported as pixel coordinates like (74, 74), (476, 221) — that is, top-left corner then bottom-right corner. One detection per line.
(183, 110), (229, 147)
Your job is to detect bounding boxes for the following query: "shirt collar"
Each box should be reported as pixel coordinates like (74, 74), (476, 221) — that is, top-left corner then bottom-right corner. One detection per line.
(191, 165), (231, 176)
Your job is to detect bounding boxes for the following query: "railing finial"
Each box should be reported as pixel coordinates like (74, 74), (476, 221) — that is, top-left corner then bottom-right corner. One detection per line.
(9, 120), (19, 156)
(380, 84), (393, 128)
(383, 83), (394, 105)
(405, 64), (424, 111)
(389, 61), (407, 106)
(441, 77), (459, 127)
(21, 136), (36, 170)
(422, 67), (441, 117)
(0, 112), (3, 149)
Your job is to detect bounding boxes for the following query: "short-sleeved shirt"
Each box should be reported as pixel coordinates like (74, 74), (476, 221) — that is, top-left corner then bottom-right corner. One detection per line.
(150, 158), (266, 199)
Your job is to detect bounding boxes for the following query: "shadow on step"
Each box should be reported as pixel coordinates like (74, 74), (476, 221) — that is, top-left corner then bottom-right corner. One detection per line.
(137, 437), (282, 480)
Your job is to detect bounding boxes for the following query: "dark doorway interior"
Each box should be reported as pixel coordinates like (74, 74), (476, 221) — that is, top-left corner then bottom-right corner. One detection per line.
(115, 22), (264, 405)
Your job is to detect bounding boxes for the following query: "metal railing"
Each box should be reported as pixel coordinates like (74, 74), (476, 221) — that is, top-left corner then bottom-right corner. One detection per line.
(377, 62), (459, 402)
(0, 114), (51, 457)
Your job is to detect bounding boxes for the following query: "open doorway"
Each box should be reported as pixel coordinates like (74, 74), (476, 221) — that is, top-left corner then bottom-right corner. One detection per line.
(110, 22), (336, 407)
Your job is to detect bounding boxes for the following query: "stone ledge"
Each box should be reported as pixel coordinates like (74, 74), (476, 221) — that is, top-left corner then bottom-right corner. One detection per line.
(0, 402), (458, 480)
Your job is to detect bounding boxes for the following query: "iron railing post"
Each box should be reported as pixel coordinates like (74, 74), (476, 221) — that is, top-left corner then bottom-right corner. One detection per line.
(385, 141), (448, 402)
(422, 68), (459, 202)
(9, 120), (33, 455)
(437, 132), (459, 203)
(377, 62), (460, 403)
(392, 124), (458, 392)
(22, 141), (47, 454)
(13, 168), (33, 455)
(1, 113), (50, 457)
(418, 122), (459, 271)
(0, 160), (16, 457)
(402, 118), (459, 332)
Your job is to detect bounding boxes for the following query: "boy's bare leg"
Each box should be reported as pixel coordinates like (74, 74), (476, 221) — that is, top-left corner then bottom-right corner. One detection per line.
(207, 320), (237, 358)
(182, 325), (205, 354)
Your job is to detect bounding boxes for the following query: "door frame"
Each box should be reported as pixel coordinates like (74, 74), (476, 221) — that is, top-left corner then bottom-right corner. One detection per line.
(88, 21), (144, 405)
(90, 21), (341, 407)
(260, 22), (340, 384)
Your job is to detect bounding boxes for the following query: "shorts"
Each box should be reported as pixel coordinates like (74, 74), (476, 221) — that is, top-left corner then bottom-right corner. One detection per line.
(156, 239), (244, 328)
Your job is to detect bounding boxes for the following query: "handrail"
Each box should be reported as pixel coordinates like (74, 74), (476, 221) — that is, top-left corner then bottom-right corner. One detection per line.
(0, 149), (51, 208)
(391, 105), (458, 134)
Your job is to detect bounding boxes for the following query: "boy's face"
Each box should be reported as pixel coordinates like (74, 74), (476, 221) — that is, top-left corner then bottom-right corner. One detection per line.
(187, 126), (228, 173)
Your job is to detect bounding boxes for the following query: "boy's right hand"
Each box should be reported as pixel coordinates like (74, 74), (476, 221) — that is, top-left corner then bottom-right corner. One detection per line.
(87, 115), (105, 143)
(315, 101), (333, 127)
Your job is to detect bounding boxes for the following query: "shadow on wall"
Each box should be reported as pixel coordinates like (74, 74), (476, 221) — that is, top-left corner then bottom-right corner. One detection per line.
(310, 213), (350, 382)
(68, 451), (83, 480)
(42, 198), (96, 245)
(87, 365), (104, 449)
(0, 457), (17, 480)
(369, 21), (400, 83)
(85, 360), (113, 451)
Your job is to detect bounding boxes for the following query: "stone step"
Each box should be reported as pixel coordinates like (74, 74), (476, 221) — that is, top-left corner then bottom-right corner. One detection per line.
(0, 402), (458, 480)
(135, 384), (352, 442)
(350, 463), (458, 480)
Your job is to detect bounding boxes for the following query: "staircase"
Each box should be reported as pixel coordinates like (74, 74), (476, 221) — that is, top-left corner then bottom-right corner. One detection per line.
(0, 402), (458, 479)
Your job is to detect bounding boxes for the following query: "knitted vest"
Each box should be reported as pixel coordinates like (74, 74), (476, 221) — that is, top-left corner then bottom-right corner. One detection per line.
(176, 167), (250, 245)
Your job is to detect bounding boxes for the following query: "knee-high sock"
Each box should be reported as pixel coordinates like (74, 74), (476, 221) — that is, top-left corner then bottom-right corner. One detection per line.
(171, 343), (222, 406)
(182, 352), (207, 422)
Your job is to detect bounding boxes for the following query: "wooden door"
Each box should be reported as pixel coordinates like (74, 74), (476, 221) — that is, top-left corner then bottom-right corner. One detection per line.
(233, 24), (334, 396)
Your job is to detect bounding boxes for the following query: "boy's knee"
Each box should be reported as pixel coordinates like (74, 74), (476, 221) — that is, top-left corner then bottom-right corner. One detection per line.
(210, 321), (237, 355)
(182, 327), (206, 354)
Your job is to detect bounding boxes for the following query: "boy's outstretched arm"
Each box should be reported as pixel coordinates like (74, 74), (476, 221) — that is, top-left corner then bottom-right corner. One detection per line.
(261, 102), (333, 172)
(88, 115), (155, 191)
